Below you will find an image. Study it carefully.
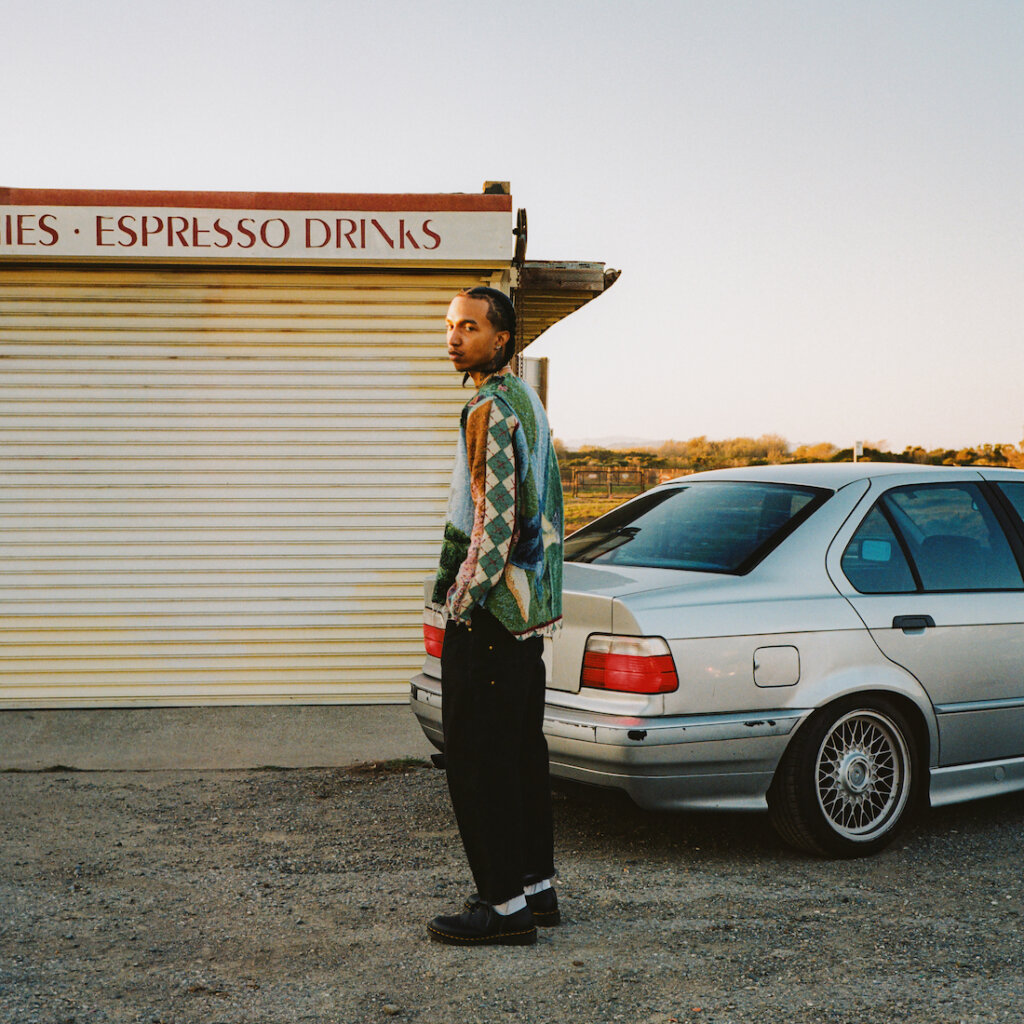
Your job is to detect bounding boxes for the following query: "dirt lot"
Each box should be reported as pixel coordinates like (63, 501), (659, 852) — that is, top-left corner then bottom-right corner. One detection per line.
(2, 760), (1022, 1024)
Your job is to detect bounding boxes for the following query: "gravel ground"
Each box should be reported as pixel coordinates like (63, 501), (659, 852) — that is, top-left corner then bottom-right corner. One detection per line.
(2, 759), (1023, 1024)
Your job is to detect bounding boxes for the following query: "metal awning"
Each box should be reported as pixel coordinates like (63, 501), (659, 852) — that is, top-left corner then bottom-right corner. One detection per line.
(513, 260), (620, 350)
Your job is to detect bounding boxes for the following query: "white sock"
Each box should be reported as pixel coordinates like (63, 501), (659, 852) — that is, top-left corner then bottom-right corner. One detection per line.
(492, 894), (527, 915)
(523, 879), (553, 897)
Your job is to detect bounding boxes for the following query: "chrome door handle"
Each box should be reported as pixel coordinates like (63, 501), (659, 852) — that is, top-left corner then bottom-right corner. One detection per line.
(892, 615), (935, 632)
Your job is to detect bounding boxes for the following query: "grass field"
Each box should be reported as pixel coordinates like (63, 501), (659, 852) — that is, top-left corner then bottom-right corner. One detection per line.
(563, 493), (631, 533)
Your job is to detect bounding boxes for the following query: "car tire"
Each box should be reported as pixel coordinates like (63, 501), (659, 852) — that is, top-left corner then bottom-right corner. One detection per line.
(767, 696), (922, 858)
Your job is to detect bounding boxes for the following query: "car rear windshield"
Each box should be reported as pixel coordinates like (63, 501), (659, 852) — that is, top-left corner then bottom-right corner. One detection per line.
(564, 481), (832, 574)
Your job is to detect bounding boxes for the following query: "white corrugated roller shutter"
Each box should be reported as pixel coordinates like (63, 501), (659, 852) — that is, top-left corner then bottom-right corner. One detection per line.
(0, 264), (493, 707)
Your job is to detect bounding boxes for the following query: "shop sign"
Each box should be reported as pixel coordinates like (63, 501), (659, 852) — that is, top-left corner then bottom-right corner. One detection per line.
(0, 205), (512, 263)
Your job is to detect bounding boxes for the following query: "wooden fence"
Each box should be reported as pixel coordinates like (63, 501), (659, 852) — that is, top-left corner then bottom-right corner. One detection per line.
(563, 466), (678, 497)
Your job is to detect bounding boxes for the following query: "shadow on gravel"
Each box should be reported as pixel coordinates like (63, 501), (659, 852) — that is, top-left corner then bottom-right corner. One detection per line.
(310, 756), (1024, 864)
(547, 771), (1024, 863)
(550, 776), (786, 859)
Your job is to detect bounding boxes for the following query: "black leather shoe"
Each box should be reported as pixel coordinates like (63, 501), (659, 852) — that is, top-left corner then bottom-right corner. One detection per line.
(464, 887), (560, 927)
(427, 903), (537, 946)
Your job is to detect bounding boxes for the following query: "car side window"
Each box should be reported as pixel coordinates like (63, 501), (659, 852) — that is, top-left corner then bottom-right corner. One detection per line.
(885, 483), (1023, 591)
(995, 482), (1024, 526)
(842, 507), (916, 593)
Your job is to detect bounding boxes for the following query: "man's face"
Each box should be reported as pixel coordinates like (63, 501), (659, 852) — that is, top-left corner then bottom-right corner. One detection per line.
(445, 295), (508, 378)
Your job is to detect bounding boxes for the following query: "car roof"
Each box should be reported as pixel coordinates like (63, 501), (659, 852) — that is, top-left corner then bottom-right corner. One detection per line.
(656, 462), (1024, 489)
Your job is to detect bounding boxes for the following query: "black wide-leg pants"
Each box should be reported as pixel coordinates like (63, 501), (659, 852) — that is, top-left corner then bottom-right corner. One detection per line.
(440, 606), (555, 906)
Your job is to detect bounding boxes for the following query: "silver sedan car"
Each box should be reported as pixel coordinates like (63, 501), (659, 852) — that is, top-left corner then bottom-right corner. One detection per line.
(410, 463), (1024, 857)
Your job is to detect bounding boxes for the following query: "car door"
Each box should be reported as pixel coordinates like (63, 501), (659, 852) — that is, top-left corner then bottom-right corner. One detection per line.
(826, 474), (1024, 767)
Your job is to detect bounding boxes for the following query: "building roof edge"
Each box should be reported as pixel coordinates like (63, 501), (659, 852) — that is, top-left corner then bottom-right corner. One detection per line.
(0, 187), (512, 212)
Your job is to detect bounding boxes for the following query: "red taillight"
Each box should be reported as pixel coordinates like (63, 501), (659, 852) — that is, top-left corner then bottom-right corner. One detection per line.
(581, 635), (678, 694)
(421, 618), (446, 659)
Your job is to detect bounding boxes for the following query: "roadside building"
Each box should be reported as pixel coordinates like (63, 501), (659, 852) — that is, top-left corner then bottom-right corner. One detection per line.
(0, 184), (615, 709)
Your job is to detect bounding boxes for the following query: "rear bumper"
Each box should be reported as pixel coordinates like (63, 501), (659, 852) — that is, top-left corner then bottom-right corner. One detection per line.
(409, 673), (809, 813)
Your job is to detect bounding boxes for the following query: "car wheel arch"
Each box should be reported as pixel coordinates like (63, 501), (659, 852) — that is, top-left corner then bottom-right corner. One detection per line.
(793, 689), (932, 768)
(785, 668), (938, 769)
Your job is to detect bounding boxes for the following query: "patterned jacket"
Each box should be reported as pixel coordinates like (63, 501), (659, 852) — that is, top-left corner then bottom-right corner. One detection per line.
(432, 371), (563, 639)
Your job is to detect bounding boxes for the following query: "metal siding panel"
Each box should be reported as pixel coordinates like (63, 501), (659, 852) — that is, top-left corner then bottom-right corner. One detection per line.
(0, 265), (493, 707)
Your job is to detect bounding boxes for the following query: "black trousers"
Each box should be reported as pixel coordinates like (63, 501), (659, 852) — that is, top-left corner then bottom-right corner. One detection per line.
(440, 606), (555, 906)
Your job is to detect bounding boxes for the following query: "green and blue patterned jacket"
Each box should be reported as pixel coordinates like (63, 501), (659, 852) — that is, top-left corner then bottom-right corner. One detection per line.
(432, 371), (563, 639)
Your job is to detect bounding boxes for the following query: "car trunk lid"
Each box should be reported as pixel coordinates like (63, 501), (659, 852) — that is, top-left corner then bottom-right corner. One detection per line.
(549, 563), (693, 692)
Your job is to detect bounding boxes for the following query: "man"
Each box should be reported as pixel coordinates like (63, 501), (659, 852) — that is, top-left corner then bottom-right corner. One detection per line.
(426, 286), (563, 947)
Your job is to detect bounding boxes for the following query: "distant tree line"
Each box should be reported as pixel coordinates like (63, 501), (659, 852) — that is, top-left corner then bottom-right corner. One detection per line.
(554, 435), (1024, 473)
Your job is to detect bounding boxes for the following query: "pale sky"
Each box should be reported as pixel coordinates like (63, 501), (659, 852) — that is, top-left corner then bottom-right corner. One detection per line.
(4, 0), (1022, 452)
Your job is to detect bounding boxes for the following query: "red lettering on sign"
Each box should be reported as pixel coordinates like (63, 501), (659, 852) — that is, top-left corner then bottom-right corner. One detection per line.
(16, 214), (35, 245)
(167, 216), (189, 247)
(0, 212), (60, 247)
(260, 218), (289, 249)
(306, 218), (330, 248)
(96, 216), (115, 247)
(334, 218), (358, 248)
(117, 215), (138, 246)
(236, 218), (256, 249)
(213, 217), (233, 248)
(370, 219), (395, 249)
(421, 219), (441, 249)
(398, 219), (420, 250)
(141, 216), (164, 246)
(1, 207), (460, 256)
(38, 214), (59, 246)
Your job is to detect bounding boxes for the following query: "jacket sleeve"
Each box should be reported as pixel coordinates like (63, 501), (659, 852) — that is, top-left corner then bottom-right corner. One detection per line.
(445, 397), (518, 622)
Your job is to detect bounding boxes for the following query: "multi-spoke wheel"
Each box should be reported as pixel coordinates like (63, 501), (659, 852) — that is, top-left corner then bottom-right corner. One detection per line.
(768, 697), (922, 857)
